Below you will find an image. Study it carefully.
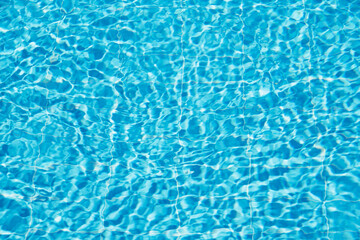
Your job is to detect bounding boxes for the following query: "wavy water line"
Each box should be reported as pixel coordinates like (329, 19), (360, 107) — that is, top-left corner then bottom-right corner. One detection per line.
(24, 0), (66, 237)
(174, 2), (186, 238)
(303, 0), (330, 238)
(239, 1), (254, 239)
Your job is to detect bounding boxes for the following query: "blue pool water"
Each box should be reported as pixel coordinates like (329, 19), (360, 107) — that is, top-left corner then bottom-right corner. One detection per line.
(1, 0), (360, 239)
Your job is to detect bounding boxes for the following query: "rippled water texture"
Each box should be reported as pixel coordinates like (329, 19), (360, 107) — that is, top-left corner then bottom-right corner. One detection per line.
(1, 0), (360, 239)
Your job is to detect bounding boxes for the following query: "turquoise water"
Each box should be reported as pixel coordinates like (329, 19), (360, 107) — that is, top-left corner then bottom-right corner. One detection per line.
(1, 0), (360, 239)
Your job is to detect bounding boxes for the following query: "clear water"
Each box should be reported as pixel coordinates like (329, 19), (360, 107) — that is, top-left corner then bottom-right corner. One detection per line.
(1, 0), (360, 239)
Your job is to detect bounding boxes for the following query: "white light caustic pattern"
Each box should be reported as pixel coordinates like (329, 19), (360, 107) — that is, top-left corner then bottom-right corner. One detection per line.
(0, 0), (359, 239)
